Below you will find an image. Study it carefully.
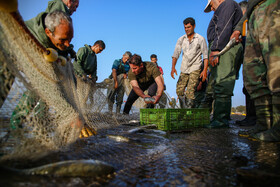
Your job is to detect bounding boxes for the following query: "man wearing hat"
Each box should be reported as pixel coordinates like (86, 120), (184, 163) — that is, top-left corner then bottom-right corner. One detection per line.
(204, 0), (243, 128)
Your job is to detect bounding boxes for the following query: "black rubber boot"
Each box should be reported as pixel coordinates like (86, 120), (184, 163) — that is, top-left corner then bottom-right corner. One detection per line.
(253, 94), (280, 142)
(116, 105), (121, 114)
(178, 95), (186, 109)
(238, 95), (272, 138)
(185, 98), (194, 108)
(206, 96), (231, 128)
(236, 87), (256, 126)
(199, 94), (213, 113)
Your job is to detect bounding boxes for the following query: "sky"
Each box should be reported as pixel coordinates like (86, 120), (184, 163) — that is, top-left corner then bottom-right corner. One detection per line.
(18, 0), (245, 107)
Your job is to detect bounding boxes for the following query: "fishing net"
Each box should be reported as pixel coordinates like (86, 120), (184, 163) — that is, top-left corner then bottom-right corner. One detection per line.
(0, 9), (173, 158)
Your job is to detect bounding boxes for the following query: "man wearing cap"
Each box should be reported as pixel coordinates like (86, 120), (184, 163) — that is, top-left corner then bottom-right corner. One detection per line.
(107, 51), (132, 114)
(204, 0), (243, 128)
(231, 0), (280, 141)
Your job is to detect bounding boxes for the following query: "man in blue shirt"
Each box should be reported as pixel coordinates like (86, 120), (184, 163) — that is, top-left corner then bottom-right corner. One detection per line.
(107, 51), (132, 114)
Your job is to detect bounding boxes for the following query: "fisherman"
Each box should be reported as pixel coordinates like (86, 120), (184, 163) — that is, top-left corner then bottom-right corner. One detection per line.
(231, 0), (280, 141)
(150, 54), (167, 109)
(171, 17), (208, 109)
(45, 0), (79, 15)
(73, 40), (105, 83)
(0, 0), (79, 108)
(123, 54), (164, 114)
(10, 11), (95, 137)
(10, 11), (75, 129)
(234, 1), (257, 127)
(73, 40), (105, 108)
(204, 0), (243, 128)
(107, 51), (132, 114)
(9, 0), (79, 129)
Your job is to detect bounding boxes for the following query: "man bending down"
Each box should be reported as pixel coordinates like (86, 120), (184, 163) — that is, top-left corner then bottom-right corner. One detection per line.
(123, 54), (164, 114)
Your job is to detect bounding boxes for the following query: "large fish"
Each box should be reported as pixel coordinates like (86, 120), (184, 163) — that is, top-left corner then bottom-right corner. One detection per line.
(211, 35), (241, 61)
(0, 159), (115, 177)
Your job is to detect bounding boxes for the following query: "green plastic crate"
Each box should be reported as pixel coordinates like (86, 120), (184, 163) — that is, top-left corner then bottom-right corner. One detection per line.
(140, 108), (210, 131)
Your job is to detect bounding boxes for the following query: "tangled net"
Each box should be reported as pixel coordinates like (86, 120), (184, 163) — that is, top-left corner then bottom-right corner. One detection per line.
(0, 9), (174, 158)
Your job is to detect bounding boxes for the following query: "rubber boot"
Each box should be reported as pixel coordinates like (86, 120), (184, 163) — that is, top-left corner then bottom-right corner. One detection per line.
(185, 98), (194, 109)
(199, 94), (213, 113)
(238, 95), (272, 137)
(236, 87), (256, 126)
(116, 104), (121, 114)
(253, 94), (280, 142)
(178, 95), (186, 109)
(206, 96), (231, 128)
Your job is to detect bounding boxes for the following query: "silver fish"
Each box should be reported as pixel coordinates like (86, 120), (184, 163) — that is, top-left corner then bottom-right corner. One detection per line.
(128, 124), (158, 134)
(144, 97), (155, 103)
(107, 135), (130, 142)
(3, 159), (115, 177)
(212, 36), (241, 60)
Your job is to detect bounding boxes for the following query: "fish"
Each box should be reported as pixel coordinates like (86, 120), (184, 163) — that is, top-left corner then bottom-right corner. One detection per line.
(0, 159), (115, 177)
(107, 135), (130, 142)
(212, 36), (241, 60)
(128, 124), (158, 134)
(144, 97), (155, 103)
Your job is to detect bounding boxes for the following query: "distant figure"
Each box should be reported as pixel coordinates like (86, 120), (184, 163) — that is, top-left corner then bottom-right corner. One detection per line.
(204, 0), (243, 128)
(150, 54), (167, 109)
(171, 17), (208, 109)
(107, 51), (132, 114)
(231, 0), (280, 142)
(123, 54), (164, 114)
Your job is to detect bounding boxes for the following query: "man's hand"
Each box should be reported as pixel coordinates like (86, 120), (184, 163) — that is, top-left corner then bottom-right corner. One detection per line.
(200, 69), (207, 82)
(82, 74), (87, 82)
(197, 81), (203, 91)
(79, 123), (97, 138)
(230, 30), (242, 43)
(70, 117), (83, 129)
(123, 74), (127, 79)
(210, 51), (220, 67)
(171, 68), (177, 79)
(153, 95), (161, 104)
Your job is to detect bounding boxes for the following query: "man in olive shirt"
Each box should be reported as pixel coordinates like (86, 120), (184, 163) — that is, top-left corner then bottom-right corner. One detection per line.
(73, 40), (105, 83)
(73, 41), (105, 108)
(123, 54), (164, 114)
(46, 0), (79, 15)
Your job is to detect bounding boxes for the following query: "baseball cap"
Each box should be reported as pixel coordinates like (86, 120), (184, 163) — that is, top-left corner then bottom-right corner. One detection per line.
(204, 0), (212, 13)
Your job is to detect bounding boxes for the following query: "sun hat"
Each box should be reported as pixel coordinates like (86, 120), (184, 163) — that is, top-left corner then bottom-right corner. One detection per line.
(204, 0), (212, 13)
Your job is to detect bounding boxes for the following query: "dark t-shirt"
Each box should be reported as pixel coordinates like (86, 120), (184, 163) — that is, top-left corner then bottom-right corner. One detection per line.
(128, 62), (161, 87)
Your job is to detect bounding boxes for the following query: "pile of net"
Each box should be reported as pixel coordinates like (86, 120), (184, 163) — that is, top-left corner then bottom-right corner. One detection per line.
(0, 9), (175, 157)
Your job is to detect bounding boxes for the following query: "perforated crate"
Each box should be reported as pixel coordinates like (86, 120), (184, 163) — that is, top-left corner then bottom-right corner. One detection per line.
(140, 108), (210, 131)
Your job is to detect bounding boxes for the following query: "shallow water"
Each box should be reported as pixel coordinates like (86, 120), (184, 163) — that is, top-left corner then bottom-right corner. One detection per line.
(1, 115), (280, 186)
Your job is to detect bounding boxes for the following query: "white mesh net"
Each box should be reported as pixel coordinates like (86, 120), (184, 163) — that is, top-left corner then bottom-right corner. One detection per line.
(0, 10), (173, 159)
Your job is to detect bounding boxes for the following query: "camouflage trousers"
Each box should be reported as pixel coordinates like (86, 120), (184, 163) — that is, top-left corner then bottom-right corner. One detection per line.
(176, 69), (200, 100)
(243, 0), (280, 101)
